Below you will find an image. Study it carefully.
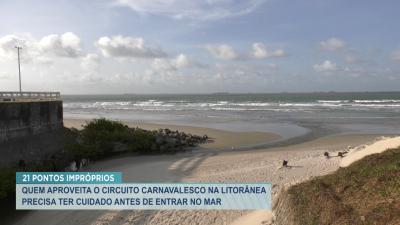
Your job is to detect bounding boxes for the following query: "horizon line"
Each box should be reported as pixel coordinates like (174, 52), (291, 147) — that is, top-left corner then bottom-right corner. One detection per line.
(59, 91), (400, 96)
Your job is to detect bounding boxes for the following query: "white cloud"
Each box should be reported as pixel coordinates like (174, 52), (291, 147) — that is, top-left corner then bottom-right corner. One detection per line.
(0, 35), (23, 61)
(175, 54), (190, 69)
(0, 72), (13, 80)
(313, 60), (337, 72)
(251, 42), (285, 59)
(390, 50), (400, 62)
(151, 54), (199, 72)
(35, 56), (54, 65)
(113, 0), (266, 20)
(96, 36), (167, 59)
(81, 53), (100, 71)
(0, 34), (40, 62)
(213, 63), (278, 84)
(151, 58), (177, 72)
(141, 53), (205, 85)
(39, 32), (82, 57)
(252, 42), (267, 58)
(319, 37), (346, 51)
(109, 73), (131, 82)
(272, 49), (285, 57)
(206, 44), (238, 60)
(207, 43), (285, 60)
(0, 32), (83, 64)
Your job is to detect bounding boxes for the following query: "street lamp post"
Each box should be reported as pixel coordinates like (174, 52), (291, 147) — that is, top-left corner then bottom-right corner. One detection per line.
(15, 46), (22, 93)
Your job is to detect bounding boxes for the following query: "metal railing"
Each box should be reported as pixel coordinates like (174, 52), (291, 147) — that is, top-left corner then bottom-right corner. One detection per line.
(0, 91), (61, 102)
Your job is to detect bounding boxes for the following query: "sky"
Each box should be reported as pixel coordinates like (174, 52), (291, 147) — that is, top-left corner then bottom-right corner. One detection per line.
(0, 0), (400, 94)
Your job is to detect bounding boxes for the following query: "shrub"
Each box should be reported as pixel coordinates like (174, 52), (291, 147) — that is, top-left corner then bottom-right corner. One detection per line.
(66, 118), (156, 160)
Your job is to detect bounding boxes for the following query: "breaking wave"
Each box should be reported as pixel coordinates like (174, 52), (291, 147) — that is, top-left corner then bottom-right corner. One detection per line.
(63, 99), (400, 112)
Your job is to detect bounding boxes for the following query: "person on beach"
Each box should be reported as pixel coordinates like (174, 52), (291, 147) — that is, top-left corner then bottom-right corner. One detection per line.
(338, 152), (346, 157)
(282, 160), (288, 167)
(324, 151), (330, 159)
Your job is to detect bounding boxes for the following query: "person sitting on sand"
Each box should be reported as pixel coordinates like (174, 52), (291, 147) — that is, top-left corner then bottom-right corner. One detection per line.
(347, 145), (353, 151)
(338, 151), (347, 157)
(282, 160), (288, 167)
(324, 151), (330, 159)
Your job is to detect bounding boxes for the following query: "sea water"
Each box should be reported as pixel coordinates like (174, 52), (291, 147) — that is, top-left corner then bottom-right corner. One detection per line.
(62, 92), (400, 142)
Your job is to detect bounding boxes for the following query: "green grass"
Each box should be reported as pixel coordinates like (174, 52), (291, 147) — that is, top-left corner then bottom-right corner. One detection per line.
(288, 147), (400, 225)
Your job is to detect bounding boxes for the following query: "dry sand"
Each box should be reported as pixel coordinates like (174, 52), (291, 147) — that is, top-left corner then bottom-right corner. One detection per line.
(340, 136), (400, 167)
(12, 119), (396, 225)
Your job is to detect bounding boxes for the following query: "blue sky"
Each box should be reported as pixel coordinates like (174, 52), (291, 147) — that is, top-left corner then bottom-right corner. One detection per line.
(0, 0), (400, 94)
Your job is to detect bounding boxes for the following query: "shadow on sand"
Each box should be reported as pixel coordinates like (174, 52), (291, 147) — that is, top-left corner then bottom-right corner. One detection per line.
(9, 151), (218, 225)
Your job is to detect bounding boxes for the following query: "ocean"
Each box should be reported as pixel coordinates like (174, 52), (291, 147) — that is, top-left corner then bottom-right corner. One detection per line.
(63, 92), (400, 142)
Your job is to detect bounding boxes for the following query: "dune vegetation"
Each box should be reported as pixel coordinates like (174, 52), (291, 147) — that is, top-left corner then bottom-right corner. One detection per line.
(287, 147), (400, 225)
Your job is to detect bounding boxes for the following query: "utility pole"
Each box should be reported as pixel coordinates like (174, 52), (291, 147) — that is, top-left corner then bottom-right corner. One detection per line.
(15, 46), (22, 93)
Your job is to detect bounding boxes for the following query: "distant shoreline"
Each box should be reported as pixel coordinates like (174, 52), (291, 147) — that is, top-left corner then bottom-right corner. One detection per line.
(61, 91), (400, 96)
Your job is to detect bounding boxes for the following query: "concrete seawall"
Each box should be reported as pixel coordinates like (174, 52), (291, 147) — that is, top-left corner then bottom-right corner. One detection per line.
(0, 101), (63, 143)
(0, 100), (65, 168)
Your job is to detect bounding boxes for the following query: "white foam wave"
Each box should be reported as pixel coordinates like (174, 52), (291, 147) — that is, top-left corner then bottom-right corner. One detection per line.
(353, 99), (400, 103)
(63, 99), (400, 112)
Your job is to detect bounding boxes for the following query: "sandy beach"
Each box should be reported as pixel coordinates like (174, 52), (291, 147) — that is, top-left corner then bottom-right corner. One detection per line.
(11, 119), (398, 225)
(3, 0), (400, 223)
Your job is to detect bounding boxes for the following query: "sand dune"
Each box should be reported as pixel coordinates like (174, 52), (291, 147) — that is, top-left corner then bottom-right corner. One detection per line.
(340, 136), (400, 167)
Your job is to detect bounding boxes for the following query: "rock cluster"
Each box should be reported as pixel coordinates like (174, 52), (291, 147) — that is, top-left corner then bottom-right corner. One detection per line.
(154, 128), (209, 152)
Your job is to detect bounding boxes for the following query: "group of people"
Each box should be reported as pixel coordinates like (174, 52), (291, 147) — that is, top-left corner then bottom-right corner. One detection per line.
(282, 146), (352, 168)
(324, 147), (352, 159)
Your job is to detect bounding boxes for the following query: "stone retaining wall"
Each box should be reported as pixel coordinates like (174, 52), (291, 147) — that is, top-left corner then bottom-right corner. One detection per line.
(0, 101), (63, 143)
